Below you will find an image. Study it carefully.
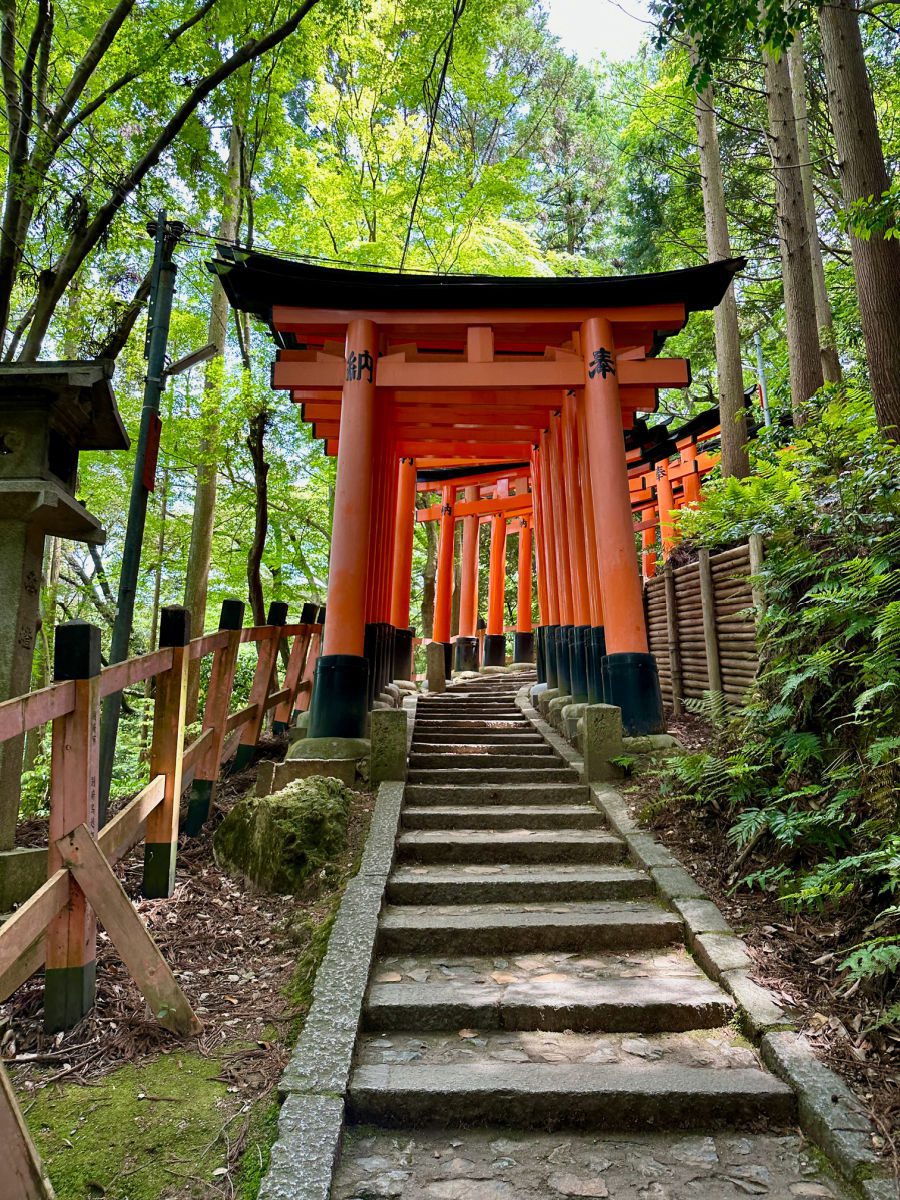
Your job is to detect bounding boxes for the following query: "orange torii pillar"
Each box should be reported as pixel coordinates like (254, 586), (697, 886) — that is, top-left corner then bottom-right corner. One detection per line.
(309, 318), (377, 738)
(575, 393), (607, 705)
(484, 510), (508, 666)
(544, 424), (574, 698)
(656, 458), (678, 559)
(642, 521), (658, 580)
(431, 482), (455, 678)
(582, 315), (664, 734)
(559, 398), (591, 702)
(455, 484), (481, 672)
(390, 456), (417, 679)
(534, 439), (562, 690)
(530, 454), (551, 683)
(513, 517), (534, 663)
(680, 441), (702, 506)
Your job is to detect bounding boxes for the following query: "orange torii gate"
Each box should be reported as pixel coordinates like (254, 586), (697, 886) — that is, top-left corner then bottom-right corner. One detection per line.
(415, 470), (535, 670)
(213, 250), (742, 737)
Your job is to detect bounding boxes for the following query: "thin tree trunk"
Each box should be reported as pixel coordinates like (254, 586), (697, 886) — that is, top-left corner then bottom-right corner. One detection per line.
(695, 83), (750, 478)
(764, 46), (824, 419)
(183, 91), (247, 719)
(788, 33), (842, 384)
(819, 0), (900, 435)
(246, 405), (270, 627)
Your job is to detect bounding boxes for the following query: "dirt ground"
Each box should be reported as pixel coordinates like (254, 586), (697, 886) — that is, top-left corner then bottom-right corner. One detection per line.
(2, 742), (374, 1198)
(630, 714), (899, 1179)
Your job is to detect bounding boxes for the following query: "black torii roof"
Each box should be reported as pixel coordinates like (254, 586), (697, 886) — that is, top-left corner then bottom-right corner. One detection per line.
(209, 247), (745, 334)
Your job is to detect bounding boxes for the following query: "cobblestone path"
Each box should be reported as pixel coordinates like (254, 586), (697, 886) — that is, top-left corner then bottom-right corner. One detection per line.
(328, 674), (848, 1200)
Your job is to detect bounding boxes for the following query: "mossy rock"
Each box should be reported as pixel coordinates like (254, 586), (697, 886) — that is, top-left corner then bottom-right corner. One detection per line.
(213, 775), (352, 894)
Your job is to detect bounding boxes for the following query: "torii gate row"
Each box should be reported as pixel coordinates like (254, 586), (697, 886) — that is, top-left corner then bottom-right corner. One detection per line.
(414, 480), (536, 672)
(213, 249), (743, 738)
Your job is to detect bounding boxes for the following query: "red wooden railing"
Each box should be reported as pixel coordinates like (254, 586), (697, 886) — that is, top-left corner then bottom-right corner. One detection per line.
(0, 599), (321, 1198)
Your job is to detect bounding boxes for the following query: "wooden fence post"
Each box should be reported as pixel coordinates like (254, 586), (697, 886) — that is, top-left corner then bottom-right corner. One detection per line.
(294, 622), (321, 716)
(698, 549), (723, 716)
(663, 564), (684, 717)
(44, 621), (101, 1032)
(184, 599), (244, 837)
(234, 601), (288, 771)
(748, 533), (766, 619)
(142, 606), (190, 899)
(272, 625), (311, 735)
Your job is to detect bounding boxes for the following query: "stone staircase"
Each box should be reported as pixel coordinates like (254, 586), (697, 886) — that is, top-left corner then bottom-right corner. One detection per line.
(325, 674), (849, 1199)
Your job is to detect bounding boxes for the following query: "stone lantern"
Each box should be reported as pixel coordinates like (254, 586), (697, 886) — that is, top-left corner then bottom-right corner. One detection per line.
(0, 361), (128, 905)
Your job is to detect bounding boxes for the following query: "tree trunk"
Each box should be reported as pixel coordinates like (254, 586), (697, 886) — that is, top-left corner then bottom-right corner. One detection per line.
(788, 33), (842, 384)
(183, 98), (247, 719)
(421, 519), (436, 639)
(764, 47), (824, 419)
(246, 404), (270, 627)
(819, 0), (900, 435)
(694, 84), (750, 478)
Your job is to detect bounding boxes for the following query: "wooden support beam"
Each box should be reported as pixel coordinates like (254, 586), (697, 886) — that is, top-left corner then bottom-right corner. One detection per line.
(0, 1062), (56, 1199)
(272, 626), (312, 732)
(698, 549), (723, 716)
(664, 565), (683, 717)
(272, 302), (687, 333)
(142, 607), (190, 899)
(59, 825), (202, 1037)
(235, 602), (287, 769)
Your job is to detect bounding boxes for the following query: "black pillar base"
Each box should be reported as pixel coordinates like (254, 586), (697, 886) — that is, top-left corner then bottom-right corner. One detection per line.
(545, 625), (560, 689)
(392, 626), (415, 681)
(587, 626), (606, 704)
(556, 625), (573, 695)
(569, 625), (590, 703)
(535, 627), (546, 683)
(184, 779), (213, 837)
(603, 651), (665, 735)
(483, 634), (507, 667)
(308, 653), (369, 738)
(363, 624), (378, 707)
(44, 961), (97, 1033)
(514, 631), (535, 663)
(455, 636), (480, 672)
(442, 641), (453, 679)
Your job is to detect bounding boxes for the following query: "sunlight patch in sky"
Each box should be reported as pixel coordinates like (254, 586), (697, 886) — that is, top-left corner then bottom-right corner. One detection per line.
(544, 0), (653, 62)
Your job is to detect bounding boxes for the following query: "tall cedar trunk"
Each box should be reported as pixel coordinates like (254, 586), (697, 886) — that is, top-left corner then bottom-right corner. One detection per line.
(421, 519), (436, 639)
(819, 0), (900, 435)
(246, 405), (270, 626)
(764, 48), (824, 419)
(694, 85), (750, 478)
(183, 100), (247, 718)
(788, 34), (842, 384)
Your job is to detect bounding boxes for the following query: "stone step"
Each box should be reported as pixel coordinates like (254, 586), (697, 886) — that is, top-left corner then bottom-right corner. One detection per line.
(410, 739), (554, 758)
(413, 720), (531, 732)
(367, 972), (732, 1034)
(401, 805), (604, 831)
(397, 828), (623, 864)
(356, 1028), (757, 1072)
(386, 864), (653, 904)
(415, 712), (525, 722)
(347, 1063), (795, 1129)
(408, 768), (579, 785)
(377, 900), (681, 954)
(409, 753), (564, 771)
(404, 783), (591, 806)
(411, 732), (545, 744)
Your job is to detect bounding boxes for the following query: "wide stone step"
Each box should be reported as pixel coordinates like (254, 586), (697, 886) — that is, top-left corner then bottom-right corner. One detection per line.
(416, 712), (525, 722)
(401, 805), (604, 831)
(411, 732), (545, 744)
(408, 768), (579, 785)
(397, 828), (623, 864)
(414, 720), (531, 732)
(409, 752), (564, 770)
(410, 741), (554, 755)
(365, 949), (733, 1033)
(347, 1063), (795, 1129)
(377, 900), (680, 954)
(386, 864), (653, 903)
(404, 783), (591, 806)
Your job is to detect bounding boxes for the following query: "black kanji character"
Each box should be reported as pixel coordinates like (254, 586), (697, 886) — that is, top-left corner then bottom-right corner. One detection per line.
(588, 347), (616, 380)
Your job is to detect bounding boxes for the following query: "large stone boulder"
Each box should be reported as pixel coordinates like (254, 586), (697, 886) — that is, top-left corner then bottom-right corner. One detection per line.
(213, 776), (352, 893)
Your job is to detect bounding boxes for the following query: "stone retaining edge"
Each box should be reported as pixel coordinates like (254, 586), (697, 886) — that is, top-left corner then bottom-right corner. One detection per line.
(259, 779), (406, 1200)
(516, 686), (895, 1200)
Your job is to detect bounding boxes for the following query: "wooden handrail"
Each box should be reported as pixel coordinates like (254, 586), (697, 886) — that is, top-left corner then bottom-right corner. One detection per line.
(264, 687), (291, 711)
(97, 775), (166, 868)
(0, 681), (76, 744)
(99, 648), (174, 698)
(188, 630), (230, 660)
(225, 702), (258, 733)
(0, 870), (70, 995)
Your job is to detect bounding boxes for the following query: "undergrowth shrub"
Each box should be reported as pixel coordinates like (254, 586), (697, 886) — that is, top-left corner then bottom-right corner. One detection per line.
(661, 388), (900, 1026)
